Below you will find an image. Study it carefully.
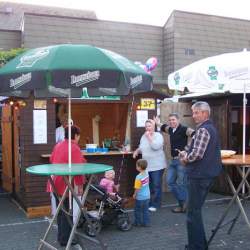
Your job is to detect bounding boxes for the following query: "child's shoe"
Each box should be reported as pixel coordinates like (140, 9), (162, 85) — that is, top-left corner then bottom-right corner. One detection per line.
(148, 207), (157, 212)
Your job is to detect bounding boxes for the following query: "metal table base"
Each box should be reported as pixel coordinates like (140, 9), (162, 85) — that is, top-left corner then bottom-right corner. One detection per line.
(208, 165), (250, 246)
(26, 163), (112, 250)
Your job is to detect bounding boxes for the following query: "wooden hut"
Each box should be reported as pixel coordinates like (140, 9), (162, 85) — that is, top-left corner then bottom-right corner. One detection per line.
(1, 90), (168, 217)
(161, 93), (250, 194)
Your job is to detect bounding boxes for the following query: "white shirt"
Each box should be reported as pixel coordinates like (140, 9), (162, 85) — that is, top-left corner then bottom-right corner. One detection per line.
(139, 132), (167, 172)
(55, 126), (65, 143)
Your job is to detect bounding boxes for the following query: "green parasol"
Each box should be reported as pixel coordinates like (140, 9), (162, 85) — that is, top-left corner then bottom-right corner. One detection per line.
(0, 44), (153, 97)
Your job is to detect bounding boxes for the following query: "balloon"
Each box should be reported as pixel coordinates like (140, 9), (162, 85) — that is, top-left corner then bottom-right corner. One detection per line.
(146, 57), (158, 72)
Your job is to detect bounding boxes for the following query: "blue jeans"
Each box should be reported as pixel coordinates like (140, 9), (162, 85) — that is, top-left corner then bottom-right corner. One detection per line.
(149, 169), (164, 208)
(134, 199), (150, 225)
(186, 178), (214, 250)
(167, 159), (187, 206)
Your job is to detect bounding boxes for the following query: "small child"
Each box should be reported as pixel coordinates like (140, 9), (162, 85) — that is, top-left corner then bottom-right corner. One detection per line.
(133, 159), (150, 227)
(99, 170), (119, 198)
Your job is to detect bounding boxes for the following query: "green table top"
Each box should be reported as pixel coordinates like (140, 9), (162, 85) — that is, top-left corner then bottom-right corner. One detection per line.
(26, 163), (113, 176)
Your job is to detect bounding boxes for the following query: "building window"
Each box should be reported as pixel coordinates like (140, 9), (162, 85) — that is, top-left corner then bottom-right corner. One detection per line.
(184, 48), (195, 55)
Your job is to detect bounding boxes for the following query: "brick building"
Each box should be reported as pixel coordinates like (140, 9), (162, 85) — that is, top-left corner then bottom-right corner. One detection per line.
(1, 1), (250, 214)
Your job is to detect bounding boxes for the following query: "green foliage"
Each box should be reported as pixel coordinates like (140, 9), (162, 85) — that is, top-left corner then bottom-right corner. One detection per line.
(0, 48), (27, 67)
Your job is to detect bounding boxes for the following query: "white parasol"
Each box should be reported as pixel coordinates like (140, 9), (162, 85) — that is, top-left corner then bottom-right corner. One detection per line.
(168, 49), (250, 192)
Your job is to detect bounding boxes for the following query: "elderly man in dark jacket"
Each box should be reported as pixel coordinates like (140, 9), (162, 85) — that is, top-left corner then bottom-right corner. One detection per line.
(179, 101), (222, 250)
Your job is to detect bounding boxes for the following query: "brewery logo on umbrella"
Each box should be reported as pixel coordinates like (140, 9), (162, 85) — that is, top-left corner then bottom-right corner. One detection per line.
(17, 48), (50, 68)
(70, 70), (100, 87)
(130, 75), (143, 88)
(207, 66), (218, 80)
(10, 72), (32, 89)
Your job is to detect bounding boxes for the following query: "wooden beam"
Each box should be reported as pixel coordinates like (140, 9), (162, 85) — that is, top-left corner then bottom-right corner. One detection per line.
(26, 206), (51, 218)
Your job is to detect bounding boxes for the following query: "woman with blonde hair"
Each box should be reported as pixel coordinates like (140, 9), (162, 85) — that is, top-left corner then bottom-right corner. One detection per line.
(133, 119), (167, 212)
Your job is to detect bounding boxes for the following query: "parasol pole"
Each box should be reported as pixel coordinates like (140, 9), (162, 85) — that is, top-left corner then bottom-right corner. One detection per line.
(68, 89), (72, 209)
(68, 90), (72, 169)
(242, 82), (246, 194)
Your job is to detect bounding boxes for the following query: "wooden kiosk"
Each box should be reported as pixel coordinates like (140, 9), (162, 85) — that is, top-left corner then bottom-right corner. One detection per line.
(166, 93), (250, 194)
(1, 90), (167, 217)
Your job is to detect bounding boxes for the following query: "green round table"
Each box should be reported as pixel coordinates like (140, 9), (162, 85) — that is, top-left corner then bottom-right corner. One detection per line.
(26, 163), (112, 250)
(26, 163), (113, 176)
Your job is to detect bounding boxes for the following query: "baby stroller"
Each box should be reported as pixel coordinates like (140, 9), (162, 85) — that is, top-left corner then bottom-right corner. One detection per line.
(80, 184), (132, 237)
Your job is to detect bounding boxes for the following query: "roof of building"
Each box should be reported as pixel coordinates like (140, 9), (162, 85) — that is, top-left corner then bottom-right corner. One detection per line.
(0, 1), (97, 31)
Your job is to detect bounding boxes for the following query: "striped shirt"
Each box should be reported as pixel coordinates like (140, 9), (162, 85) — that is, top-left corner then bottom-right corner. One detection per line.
(134, 172), (150, 200)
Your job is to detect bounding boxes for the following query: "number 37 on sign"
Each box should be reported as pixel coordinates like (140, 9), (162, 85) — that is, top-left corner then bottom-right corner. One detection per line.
(140, 98), (155, 110)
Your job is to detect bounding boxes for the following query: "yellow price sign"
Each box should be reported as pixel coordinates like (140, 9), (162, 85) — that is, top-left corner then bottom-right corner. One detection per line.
(140, 98), (155, 110)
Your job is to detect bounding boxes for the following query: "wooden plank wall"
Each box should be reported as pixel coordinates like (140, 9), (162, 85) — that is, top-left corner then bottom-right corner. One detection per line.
(209, 98), (229, 148)
(130, 92), (166, 150)
(160, 98), (229, 156)
(159, 101), (194, 192)
(71, 103), (128, 148)
(14, 108), (20, 193)
(167, 97), (231, 194)
(160, 101), (194, 160)
(1, 105), (13, 192)
(84, 154), (137, 197)
(17, 92), (166, 210)
(204, 98), (230, 194)
(19, 97), (56, 208)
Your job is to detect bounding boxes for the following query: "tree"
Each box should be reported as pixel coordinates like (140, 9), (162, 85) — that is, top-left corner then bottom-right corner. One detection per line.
(0, 48), (26, 67)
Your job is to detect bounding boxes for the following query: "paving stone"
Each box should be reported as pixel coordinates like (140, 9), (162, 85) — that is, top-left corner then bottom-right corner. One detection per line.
(0, 193), (250, 250)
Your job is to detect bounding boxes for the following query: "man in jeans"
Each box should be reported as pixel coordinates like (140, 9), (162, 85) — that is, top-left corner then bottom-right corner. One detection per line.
(155, 113), (194, 213)
(179, 101), (222, 250)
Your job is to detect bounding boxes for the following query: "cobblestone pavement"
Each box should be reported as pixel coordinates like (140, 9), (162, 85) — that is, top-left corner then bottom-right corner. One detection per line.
(0, 192), (250, 250)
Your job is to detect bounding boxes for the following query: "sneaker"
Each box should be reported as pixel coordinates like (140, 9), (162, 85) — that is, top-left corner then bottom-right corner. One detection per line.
(148, 207), (157, 212)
